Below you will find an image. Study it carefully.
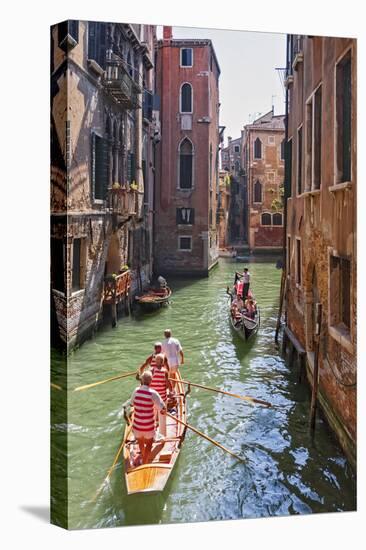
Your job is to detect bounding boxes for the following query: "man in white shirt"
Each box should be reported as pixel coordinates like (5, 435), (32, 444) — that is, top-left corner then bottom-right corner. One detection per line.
(242, 268), (250, 299)
(162, 329), (184, 388)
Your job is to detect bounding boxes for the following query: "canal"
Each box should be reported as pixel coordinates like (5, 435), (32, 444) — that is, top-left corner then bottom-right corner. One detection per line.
(51, 258), (356, 529)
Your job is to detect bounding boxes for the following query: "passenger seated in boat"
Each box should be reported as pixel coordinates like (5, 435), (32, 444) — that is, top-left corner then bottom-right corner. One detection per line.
(231, 297), (244, 325)
(138, 342), (170, 377)
(130, 371), (166, 465)
(150, 354), (172, 438)
(244, 298), (256, 319)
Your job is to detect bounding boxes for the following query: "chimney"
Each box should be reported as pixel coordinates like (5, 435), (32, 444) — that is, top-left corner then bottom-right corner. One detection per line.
(163, 26), (173, 41)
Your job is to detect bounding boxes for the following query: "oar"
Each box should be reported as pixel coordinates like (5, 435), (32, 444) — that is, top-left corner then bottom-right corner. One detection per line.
(169, 377), (272, 408)
(93, 422), (133, 502)
(166, 411), (245, 463)
(50, 382), (63, 391)
(73, 370), (138, 392)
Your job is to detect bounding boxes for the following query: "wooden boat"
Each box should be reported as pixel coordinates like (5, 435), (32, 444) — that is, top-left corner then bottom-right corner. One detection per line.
(122, 369), (188, 495)
(135, 286), (172, 308)
(228, 286), (260, 341)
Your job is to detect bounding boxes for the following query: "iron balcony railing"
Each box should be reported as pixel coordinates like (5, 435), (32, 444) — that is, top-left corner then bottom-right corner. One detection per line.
(104, 53), (142, 109)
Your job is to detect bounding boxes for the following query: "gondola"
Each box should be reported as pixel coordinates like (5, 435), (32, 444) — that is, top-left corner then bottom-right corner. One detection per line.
(122, 369), (188, 495)
(227, 283), (260, 341)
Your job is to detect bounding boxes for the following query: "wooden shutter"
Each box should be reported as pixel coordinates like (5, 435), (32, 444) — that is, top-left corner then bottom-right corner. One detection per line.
(94, 136), (109, 200)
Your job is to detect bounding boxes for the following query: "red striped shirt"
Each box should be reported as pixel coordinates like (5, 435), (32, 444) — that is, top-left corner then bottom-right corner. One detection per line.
(151, 367), (167, 401)
(132, 387), (155, 432)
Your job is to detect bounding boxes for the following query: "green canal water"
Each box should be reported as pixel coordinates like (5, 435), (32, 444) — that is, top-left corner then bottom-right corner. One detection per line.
(51, 258), (356, 530)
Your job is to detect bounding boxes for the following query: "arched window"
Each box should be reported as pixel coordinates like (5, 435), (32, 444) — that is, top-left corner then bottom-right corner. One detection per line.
(273, 212), (283, 226)
(254, 180), (262, 203)
(261, 212), (271, 225)
(254, 137), (262, 159)
(179, 138), (193, 189)
(181, 83), (192, 113)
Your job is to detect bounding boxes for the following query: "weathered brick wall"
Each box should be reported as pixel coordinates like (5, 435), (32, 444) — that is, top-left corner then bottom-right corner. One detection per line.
(285, 35), (356, 465)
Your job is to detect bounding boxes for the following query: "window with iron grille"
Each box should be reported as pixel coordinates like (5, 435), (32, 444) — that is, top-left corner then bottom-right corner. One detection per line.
(178, 236), (192, 251)
(181, 83), (192, 113)
(261, 213), (271, 225)
(179, 139), (193, 189)
(181, 48), (193, 67)
(253, 180), (262, 203)
(330, 255), (351, 330)
(91, 133), (109, 201)
(88, 21), (107, 70)
(254, 138), (262, 159)
(176, 208), (194, 224)
(336, 50), (352, 183)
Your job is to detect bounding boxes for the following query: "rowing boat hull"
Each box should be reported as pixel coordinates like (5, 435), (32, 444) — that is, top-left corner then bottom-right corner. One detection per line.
(230, 310), (260, 341)
(123, 370), (187, 495)
(135, 288), (172, 309)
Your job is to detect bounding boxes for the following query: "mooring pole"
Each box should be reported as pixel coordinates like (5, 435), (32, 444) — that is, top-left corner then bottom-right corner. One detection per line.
(275, 269), (286, 343)
(310, 303), (322, 433)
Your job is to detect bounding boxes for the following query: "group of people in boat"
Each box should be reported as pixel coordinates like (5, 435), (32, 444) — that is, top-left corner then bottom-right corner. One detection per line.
(230, 268), (257, 325)
(129, 329), (184, 466)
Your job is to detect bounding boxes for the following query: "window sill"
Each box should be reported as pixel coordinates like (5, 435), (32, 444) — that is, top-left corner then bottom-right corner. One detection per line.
(70, 289), (85, 299)
(176, 188), (194, 192)
(329, 181), (352, 193)
(87, 59), (105, 77)
(178, 249), (192, 253)
(302, 189), (321, 198)
(93, 199), (106, 205)
(329, 324), (353, 354)
(52, 289), (66, 298)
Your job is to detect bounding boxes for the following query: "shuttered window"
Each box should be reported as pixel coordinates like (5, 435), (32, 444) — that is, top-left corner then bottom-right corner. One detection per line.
(127, 152), (136, 183)
(88, 21), (107, 70)
(336, 51), (352, 183)
(92, 133), (109, 201)
(297, 126), (303, 194)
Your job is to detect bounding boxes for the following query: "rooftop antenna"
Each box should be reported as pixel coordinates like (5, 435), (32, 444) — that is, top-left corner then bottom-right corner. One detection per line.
(271, 95), (276, 114)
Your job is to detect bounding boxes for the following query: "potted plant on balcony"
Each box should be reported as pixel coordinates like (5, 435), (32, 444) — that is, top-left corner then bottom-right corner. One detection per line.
(119, 264), (129, 274)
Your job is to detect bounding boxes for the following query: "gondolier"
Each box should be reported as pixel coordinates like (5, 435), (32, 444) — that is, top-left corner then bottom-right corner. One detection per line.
(235, 268), (250, 299)
(130, 371), (166, 465)
(138, 342), (170, 377)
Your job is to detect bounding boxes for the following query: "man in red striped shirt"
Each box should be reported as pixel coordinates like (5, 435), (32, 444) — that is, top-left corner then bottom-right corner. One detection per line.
(138, 342), (170, 377)
(150, 353), (172, 437)
(130, 371), (166, 464)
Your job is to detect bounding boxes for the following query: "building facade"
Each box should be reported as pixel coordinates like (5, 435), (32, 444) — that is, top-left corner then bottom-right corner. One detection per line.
(217, 170), (231, 248)
(242, 110), (285, 253)
(284, 35), (357, 467)
(221, 136), (246, 244)
(51, 21), (159, 351)
(154, 27), (221, 276)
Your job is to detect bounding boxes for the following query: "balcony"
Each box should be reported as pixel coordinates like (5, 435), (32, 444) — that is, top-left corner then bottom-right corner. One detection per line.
(108, 187), (137, 219)
(103, 270), (132, 305)
(104, 53), (141, 109)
